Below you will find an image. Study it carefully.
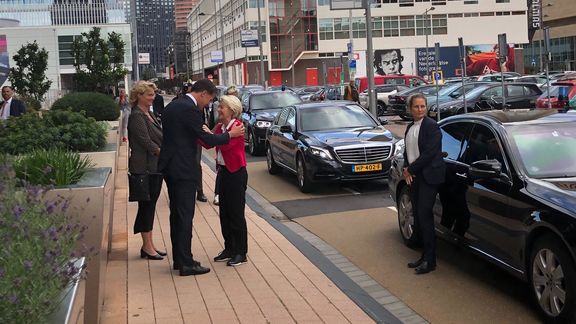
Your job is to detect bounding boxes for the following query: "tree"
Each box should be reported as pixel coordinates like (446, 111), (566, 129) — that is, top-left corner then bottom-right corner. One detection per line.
(8, 41), (52, 102)
(72, 27), (128, 92)
(141, 67), (157, 81)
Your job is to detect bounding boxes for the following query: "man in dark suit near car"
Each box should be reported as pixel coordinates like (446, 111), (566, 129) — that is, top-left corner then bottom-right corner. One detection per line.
(403, 93), (446, 274)
(1, 86), (26, 120)
(158, 79), (244, 276)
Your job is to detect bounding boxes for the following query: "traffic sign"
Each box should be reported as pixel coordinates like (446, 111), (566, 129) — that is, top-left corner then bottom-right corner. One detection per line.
(347, 42), (352, 54)
(349, 59), (356, 69)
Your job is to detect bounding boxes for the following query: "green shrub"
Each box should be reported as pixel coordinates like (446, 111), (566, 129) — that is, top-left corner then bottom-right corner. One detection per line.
(51, 92), (120, 121)
(17, 95), (42, 113)
(0, 110), (106, 155)
(13, 148), (94, 186)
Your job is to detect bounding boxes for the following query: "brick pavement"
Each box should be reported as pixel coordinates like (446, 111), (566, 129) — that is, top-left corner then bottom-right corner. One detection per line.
(101, 142), (375, 323)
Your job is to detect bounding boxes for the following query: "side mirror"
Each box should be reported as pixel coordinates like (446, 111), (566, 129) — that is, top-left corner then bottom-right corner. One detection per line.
(280, 125), (293, 133)
(469, 159), (501, 179)
(377, 116), (388, 125)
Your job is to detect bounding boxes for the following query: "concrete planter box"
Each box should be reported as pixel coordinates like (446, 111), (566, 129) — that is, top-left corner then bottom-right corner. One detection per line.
(106, 120), (119, 129)
(49, 258), (86, 324)
(46, 168), (113, 324)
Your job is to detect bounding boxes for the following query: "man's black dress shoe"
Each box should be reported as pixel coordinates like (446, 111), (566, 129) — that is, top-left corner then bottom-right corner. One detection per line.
(197, 192), (208, 202)
(180, 263), (210, 276)
(227, 254), (247, 266)
(407, 258), (423, 269)
(414, 261), (436, 274)
(140, 249), (163, 260)
(214, 250), (233, 262)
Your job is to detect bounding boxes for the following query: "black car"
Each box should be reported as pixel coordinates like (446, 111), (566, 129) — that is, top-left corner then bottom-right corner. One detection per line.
(389, 110), (576, 323)
(266, 102), (399, 192)
(428, 83), (543, 119)
(241, 90), (303, 156)
(388, 85), (445, 120)
(309, 86), (344, 101)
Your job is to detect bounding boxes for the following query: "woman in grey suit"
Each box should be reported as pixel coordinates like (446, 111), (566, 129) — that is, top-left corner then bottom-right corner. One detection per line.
(128, 81), (165, 260)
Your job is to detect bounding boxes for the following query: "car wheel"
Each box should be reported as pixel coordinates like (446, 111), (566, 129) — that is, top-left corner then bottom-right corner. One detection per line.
(397, 185), (420, 247)
(266, 145), (282, 175)
(529, 235), (576, 323)
(377, 101), (386, 116)
(296, 155), (313, 193)
(247, 130), (262, 156)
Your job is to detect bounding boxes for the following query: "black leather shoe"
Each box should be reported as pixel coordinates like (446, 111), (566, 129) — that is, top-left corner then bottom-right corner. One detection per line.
(197, 192), (208, 202)
(180, 263), (210, 276)
(407, 258), (423, 269)
(227, 254), (247, 266)
(173, 263), (180, 271)
(156, 250), (167, 256)
(140, 249), (163, 260)
(213, 250), (233, 262)
(414, 261), (436, 275)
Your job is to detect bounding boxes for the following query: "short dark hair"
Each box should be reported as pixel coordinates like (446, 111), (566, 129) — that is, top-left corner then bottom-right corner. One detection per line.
(190, 79), (217, 95)
(2, 86), (13, 91)
(407, 93), (428, 108)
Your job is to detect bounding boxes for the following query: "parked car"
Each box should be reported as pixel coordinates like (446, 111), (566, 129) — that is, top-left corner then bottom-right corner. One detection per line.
(358, 85), (409, 116)
(428, 83), (543, 119)
(355, 74), (427, 93)
(513, 75), (549, 87)
(241, 90), (303, 156)
(388, 85), (445, 120)
(309, 85), (344, 101)
(472, 73), (516, 82)
(295, 86), (324, 102)
(238, 84), (265, 99)
(389, 109), (576, 323)
(536, 80), (576, 112)
(266, 101), (397, 192)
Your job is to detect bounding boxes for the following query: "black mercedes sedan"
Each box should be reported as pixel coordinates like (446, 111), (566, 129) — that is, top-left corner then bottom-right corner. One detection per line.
(266, 102), (400, 192)
(241, 90), (303, 156)
(389, 110), (576, 323)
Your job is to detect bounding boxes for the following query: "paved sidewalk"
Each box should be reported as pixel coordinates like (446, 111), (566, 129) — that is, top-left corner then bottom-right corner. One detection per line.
(101, 143), (375, 323)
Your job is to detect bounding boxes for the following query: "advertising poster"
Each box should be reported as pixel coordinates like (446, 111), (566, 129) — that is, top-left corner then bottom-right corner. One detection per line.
(0, 35), (8, 87)
(354, 48), (417, 78)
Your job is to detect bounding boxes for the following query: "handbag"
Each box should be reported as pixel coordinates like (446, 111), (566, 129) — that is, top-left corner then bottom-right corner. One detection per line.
(128, 172), (150, 202)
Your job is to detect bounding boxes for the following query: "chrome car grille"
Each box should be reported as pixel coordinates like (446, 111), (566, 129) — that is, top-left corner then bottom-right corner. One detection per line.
(334, 146), (392, 163)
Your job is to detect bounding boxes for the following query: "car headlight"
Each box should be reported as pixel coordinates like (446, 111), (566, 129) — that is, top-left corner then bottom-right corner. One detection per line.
(309, 146), (333, 160)
(255, 120), (272, 128)
(393, 139), (405, 157)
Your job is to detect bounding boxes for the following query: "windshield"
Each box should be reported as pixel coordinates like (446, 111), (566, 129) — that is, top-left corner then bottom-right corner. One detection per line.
(436, 83), (462, 97)
(251, 92), (302, 110)
(464, 85), (494, 99)
(300, 104), (377, 131)
(507, 123), (576, 178)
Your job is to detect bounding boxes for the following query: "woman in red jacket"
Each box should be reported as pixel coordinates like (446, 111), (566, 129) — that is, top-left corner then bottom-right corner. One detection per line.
(202, 95), (248, 266)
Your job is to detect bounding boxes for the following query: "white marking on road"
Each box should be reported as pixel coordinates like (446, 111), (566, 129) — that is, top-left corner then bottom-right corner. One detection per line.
(343, 187), (361, 195)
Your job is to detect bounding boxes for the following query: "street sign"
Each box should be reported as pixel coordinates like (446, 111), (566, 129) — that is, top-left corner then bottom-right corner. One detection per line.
(349, 59), (356, 69)
(347, 42), (352, 54)
(240, 30), (259, 48)
(211, 50), (223, 63)
(138, 53), (150, 65)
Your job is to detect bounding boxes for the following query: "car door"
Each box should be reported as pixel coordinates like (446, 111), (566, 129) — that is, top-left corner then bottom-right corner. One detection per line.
(436, 122), (474, 240)
(270, 108), (289, 165)
(460, 123), (514, 263)
(279, 108), (298, 170)
(476, 87), (503, 111)
(505, 84), (528, 109)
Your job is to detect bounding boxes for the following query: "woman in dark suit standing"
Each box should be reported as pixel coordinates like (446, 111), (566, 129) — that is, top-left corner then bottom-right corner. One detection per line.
(201, 95), (248, 266)
(128, 81), (166, 260)
(403, 93), (446, 274)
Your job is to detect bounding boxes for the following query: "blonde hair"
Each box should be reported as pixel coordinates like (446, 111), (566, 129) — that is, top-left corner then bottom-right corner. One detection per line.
(129, 81), (157, 107)
(226, 85), (239, 97)
(219, 95), (242, 119)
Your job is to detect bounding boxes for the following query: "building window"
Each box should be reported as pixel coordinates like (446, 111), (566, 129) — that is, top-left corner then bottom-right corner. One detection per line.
(318, 0), (330, 5)
(399, 0), (414, 7)
(383, 0), (398, 3)
(495, 11), (510, 16)
(248, 21), (267, 42)
(319, 18), (333, 40)
(248, 0), (264, 8)
(463, 0), (478, 3)
(383, 16), (399, 37)
(333, 18), (350, 39)
(463, 12), (479, 17)
(448, 13), (463, 18)
(372, 17), (383, 38)
(352, 17), (366, 38)
(480, 12), (495, 16)
(495, 0), (510, 2)
(58, 35), (83, 65)
(511, 11), (525, 15)
(432, 14), (447, 34)
(399, 15), (415, 36)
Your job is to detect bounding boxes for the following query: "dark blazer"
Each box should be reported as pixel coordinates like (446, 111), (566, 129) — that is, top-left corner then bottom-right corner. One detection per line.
(403, 116), (446, 185)
(152, 93), (165, 117)
(158, 95), (230, 180)
(1, 98), (26, 116)
(128, 107), (163, 174)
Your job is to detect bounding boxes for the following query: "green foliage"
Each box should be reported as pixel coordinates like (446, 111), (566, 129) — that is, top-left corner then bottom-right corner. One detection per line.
(8, 41), (52, 102)
(0, 110), (106, 155)
(141, 67), (157, 81)
(71, 27), (128, 92)
(50, 92), (120, 121)
(0, 162), (88, 322)
(13, 149), (94, 186)
(16, 95), (41, 113)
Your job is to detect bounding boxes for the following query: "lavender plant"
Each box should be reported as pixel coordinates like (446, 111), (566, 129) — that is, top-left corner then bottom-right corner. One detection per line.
(0, 163), (89, 322)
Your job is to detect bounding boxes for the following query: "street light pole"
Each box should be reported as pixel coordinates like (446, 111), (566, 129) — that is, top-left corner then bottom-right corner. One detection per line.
(424, 7), (435, 80)
(365, 0), (376, 116)
(257, 0), (266, 87)
(216, 0), (227, 86)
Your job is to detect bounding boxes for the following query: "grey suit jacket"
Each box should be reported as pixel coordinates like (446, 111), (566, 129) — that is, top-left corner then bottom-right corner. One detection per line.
(128, 107), (163, 174)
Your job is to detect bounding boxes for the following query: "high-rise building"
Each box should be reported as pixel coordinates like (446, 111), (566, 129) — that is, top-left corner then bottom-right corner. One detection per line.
(175, 0), (197, 31)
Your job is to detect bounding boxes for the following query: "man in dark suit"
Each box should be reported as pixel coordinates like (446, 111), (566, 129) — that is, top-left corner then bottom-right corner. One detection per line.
(403, 93), (446, 275)
(1, 86), (26, 120)
(158, 79), (244, 276)
(152, 89), (165, 118)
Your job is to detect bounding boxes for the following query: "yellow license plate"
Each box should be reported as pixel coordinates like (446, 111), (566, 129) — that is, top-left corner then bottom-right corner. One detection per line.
(352, 163), (382, 172)
(429, 111), (437, 117)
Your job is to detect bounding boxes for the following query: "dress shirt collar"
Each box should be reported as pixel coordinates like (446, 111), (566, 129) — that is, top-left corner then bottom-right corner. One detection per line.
(185, 93), (197, 106)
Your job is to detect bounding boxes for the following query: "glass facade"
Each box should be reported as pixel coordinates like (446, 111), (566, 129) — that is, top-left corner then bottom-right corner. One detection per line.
(134, 0), (175, 74)
(524, 36), (576, 73)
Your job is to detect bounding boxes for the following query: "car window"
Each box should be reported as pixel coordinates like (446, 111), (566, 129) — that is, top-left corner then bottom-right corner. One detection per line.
(463, 124), (507, 174)
(507, 85), (524, 97)
(276, 108), (289, 126)
(299, 104), (377, 131)
(250, 92), (303, 110)
(410, 78), (425, 86)
(481, 87), (503, 99)
(286, 108), (296, 127)
(523, 86), (540, 96)
(385, 78), (406, 85)
(441, 122), (473, 162)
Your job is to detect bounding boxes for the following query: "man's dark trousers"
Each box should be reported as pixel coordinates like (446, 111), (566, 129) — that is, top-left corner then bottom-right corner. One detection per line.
(165, 176), (197, 268)
(410, 175), (439, 264)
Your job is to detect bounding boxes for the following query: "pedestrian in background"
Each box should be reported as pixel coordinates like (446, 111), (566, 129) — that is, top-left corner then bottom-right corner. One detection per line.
(116, 88), (130, 143)
(202, 95), (248, 266)
(1, 86), (26, 120)
(403, 93), (445, 275)
(127, 81), (165, 260)
(152, 88), (165, 119)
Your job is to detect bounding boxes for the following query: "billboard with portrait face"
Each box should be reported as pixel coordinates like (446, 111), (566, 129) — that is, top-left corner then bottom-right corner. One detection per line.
(0, 35), (8, 87)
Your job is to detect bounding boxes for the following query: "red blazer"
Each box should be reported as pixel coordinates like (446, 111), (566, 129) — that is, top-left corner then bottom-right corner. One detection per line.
(199, 119), (246, 173)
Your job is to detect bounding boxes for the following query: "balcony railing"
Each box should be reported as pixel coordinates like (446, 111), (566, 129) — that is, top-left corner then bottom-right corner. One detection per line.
(0, 3), (128, 26)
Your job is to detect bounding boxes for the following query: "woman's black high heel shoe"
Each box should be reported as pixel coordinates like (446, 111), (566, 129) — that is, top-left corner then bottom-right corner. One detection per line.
(156, 250), (167, 256)
(140, 249), (163, 260)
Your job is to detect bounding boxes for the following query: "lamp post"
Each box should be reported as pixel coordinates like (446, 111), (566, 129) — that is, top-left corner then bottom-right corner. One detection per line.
(423, 6), (435, 80)
(257, 0), (266, 87)
(365, 0), (376, 116)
